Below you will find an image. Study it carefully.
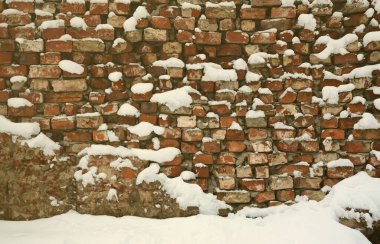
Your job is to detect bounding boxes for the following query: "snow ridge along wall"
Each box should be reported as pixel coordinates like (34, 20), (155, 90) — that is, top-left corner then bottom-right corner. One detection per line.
(0, 0), (380, 219)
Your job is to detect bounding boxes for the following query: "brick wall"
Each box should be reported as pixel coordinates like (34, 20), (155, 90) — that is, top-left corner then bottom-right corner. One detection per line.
(1, 0), (380, 217)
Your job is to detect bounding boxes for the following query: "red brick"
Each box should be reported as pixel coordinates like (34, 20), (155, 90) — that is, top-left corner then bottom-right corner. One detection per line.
(64, 131), (91, 142)
(51, 117), (75, 130)
(194, 32), (222, 45)
(240, 179), (265, 191)
(240, 7), (266, 19)
(60, 3), (86, 14)
(225, 31), (249, 44)
(251, 32), (276, 44)
(0, 52), (12, 64)
(226, 141), (246, 152)
(8, 1), (34, 12)
(271, 7), (296, 18)
(321, 129), (345, 140)
(150, 16), (171, 29)
(192, 154), (213, 166)
(202, 141), (221, 153)
(29, 65), (61, 78)
(255, 191), (275, 203)
(0, 65), (27, 77)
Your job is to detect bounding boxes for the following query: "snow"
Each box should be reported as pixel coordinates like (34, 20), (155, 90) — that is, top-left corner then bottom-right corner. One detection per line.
(205, 1), (236, 8)
(95, 24), (114, 31)
(112, 38), (126, 48)
(245, 71), (262, 83)
(281, 0), (295, 7)
(70, 17), (87, 30)
(374, 98), (380, 110)
(7, 97), (33, 108)
(106, 188), (118, 202)
(108, 71), (122, 82)
(351, 96), (366, 104)
(1, 172), (380, 243)
(132, 6), (150, 19)
(353, 113), (380, 129)
(272, 122), (295, 130)
(245, 110), (265, 118)
(232, 58), (247, 70)
(131, 83), (153, 94)
(314, 34), (358, 60)
(66, 0), (85, 4)
(153, 57), (185, 69)
(310, 0), (333, 6)
(123, 6), (150, 32)
(10, 75), (27, 83)
(34, 9), (53, 17)
(363, 31), (380, 46)
(180, 171), (197, 181)
(127, 122), (164, 137)
(0, 115), (40, 138)
(22, 133), (60, 156)
(117, 103), (140, 117)
(248, 52), (278, 65)
(228, 121), (242, 130)
(1, 9), (25, 15)
(137, 163), (230, 214)
(150, 86), (200, 111)
(371, 150), (380, 160)
(79, 145), (181, 165)
(322, 84), (355, 104)
(38, 20), (65, 30)
(321, 172), (380, 227)
(58, 60), (84, 74)
(123, 17), (137, 32)
(181, 2), (201, 10)
(326, 159), (354, 168)
(201, 63), (237, 82)
(110, 158), (136, 171)
(297, 14), (317, 31)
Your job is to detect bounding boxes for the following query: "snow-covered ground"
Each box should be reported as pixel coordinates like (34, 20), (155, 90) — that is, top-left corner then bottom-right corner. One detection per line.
(0, 172), (379, 244)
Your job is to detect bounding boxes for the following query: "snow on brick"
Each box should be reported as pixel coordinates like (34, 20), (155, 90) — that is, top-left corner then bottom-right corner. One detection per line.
(70, 17), (88, 30)
(79, 145), (181, 164)
(245, 110), (265, 118)
(117, 103), (140, 117)
(326, 159), (354, 168)
(297, 14), (317, 31)
(7, 97), (33, 108)
(150, 86), (200, 111)
(152, 57), (185, 69)
(353, 113), (380, 129)
(136, 163), (230, 214)
(59, 60), (84, 74)
(314, 34), (358, 59)
(108, 71), (123, 82)
(22, 133), (61, 156)
(127, 121), (164, 137)
(38, 20), (65, 30)
(0, 115), (40, 138)
(201, 63), (237, 82)
(131, 83), (153, 94)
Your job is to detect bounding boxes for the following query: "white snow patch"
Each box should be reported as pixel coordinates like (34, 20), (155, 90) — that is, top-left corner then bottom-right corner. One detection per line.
(353, 113), (380, 129)
(117, 103), (140, 117)
(0, 115), (40, 138)
(137, 163), (230, 214)
(127, 122), (164, 137)
(7, 98), (33, 108)
(58, 60), (84, 74)
(22, 133), (60, 156)
(150, 86), (199, 111)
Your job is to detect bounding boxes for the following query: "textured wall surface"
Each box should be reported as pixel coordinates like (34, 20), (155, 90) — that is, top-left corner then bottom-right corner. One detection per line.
(0, 0), (380, 220)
